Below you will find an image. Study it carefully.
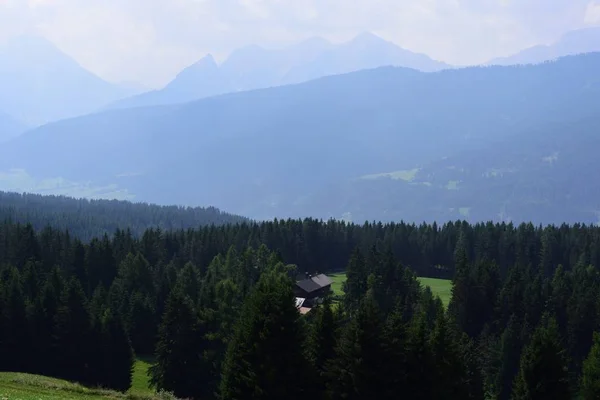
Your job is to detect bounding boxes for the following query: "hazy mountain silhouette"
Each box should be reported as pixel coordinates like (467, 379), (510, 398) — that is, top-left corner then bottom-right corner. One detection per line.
(106, 32), (449, 110)
(2, 53), (599, 223)
(487, 27), (600, 66)
(0, 35), (139, 126)
(0, 111), (27, 142)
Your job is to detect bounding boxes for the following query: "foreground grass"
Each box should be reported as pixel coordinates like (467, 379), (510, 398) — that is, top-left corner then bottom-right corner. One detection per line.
(328, 272), (452, 307)
(0, 359), (172, 400)
(417, 277), (452, 307)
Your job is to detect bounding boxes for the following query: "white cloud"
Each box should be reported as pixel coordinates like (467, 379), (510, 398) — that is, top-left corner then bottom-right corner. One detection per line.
(585, 1), (600, 24)
(0, 0), (596, 87)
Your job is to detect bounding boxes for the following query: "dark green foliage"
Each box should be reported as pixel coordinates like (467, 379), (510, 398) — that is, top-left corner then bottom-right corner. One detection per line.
(1, 212), (600, 399)
(0, 267), (28, 372)
(581, 332), (600, 400)
(0, 191), (247, 241)
(512, 315), (570, 400)
(325, 294), (385, 400)
(53, 278), (92, 383)
(99, 308), (135, 392)
(220, 267), (312, 400)
(149, 289), (214, 399)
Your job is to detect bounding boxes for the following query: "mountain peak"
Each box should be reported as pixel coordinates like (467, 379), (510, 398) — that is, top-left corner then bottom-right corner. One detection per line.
(195, 53), (217, 67)
(349, 31), (387, 46)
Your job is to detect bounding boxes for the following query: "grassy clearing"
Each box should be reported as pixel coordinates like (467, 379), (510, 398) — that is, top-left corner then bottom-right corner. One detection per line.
(360, 168), (420, 182)
(0, 359), (172, 400)
(329, 272), (346, 296)
(327, 272), (452, 307)
(418, 277), (452, 307)
(129, 357), (154, 397)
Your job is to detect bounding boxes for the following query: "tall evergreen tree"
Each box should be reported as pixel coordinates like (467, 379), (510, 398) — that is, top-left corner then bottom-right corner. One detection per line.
(149, 288), (213, 399)
(100, 308), (135, 392)
(325, 294), (385, 400)
(53, 278), (92, 383)
(512, 315), (570, 400)
(220, 266), (312, 400)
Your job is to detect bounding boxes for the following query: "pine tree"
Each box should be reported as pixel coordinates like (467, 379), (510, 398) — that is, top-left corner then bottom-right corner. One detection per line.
(0, 267), (28, 372)
(149, 288), (212, 399)
(100, 308), (135, 392)
(428, 309), (471, 399)
(379, 304), (408, 399)
(343, 248), (367, 312)
(325, 294), (385, 400)
(492, 315), (524, 400)
(305, 300), (337, 396)
(404, 310), (434, 400)
(581, 332), (600, 400)
(127, 291), (157, 355)
(220, 267), (312, 400)
(512, 315), (570, 400)
(53, 278), (92, 383)
(306, 301), (336, 369)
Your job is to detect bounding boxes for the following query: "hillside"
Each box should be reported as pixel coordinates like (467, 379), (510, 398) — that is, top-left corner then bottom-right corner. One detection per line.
(0, 35), (138, 126)
(0, 111), (26, 142)
(106, 32), (449, 110)
(0, 191), (247, 241)
(1, 53), (600, 222)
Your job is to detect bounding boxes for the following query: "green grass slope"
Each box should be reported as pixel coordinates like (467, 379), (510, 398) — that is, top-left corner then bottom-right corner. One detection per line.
(0, 359), (173, 400)
(417, 277), (452, 307)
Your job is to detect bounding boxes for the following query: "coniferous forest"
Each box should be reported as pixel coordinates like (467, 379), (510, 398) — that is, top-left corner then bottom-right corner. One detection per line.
(2, 212), (600, 399)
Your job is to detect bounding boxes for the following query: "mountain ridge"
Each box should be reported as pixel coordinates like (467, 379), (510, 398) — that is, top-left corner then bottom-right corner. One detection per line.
(2, 52), (599, 223)
(0, 35), (139, 126)
(105, 32), (449, 111)
(487, 26), (600, 66)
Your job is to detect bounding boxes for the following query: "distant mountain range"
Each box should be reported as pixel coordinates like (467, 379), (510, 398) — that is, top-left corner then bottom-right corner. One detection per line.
(0, 35), (142, 126)
(488, 26), (600, 66)
(1, 52), (600, 224)
(0, 111), (27, 143)
(106, 32), (451, 110)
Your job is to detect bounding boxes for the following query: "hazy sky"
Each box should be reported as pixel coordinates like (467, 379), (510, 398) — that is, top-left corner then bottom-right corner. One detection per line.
(1, 0), (600, 88)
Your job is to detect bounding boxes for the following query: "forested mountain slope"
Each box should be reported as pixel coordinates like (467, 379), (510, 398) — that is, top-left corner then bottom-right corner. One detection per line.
(2, 53), (600, 222)
(0, 191), (247, 241)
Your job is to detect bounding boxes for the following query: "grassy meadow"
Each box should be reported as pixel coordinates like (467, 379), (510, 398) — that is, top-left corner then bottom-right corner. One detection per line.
(0, 358), (169, 400)
(328, 272), (452, 307)
(417, 277), (452, 307)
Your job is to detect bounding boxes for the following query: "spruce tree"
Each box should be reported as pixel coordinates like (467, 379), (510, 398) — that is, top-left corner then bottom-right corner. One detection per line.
(512, 315), (570, 400)
(101, 308), (135, 392)
(220, 267), (312, 400)
(325, 294), (385, 400)
(581, 332), (600, 400)
(343, 247), (367, 312)
(0, 267), (28, 372)
(305, 300), (337, 397)
(53, 278), (92, 383)
(149, 288), (212, 399)
(428, 309), (471, 400)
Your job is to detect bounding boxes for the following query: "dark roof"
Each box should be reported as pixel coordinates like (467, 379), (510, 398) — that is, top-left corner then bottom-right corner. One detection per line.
(296, 274), (332, 294)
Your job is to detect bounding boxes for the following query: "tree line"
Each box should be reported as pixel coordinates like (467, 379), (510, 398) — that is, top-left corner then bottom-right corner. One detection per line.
(0, 191), (247, 240)
(3, 219), (600, 398)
